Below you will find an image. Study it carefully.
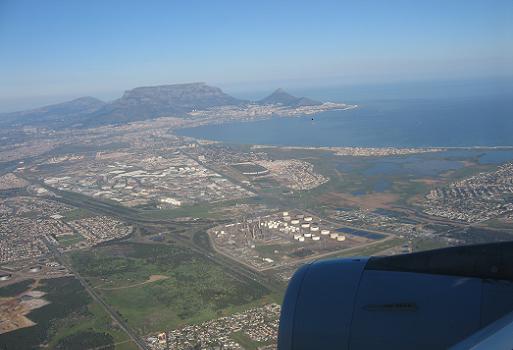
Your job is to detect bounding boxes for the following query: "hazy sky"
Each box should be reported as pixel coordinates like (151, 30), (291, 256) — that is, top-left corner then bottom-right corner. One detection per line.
(1, 0), (512, 111)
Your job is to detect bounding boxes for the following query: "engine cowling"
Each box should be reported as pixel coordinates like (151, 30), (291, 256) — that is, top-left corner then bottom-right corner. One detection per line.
(278, 242), (513, 350)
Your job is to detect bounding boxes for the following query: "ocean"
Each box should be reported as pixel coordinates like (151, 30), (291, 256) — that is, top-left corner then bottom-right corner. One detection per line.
(177, 81), (513, 148)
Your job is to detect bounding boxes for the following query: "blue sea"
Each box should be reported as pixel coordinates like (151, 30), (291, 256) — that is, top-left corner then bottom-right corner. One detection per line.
(177, 80), (513, 148)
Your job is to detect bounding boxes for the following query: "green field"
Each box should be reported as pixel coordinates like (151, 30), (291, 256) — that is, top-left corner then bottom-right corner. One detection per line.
(55, 233), (85, 247)
(0, 277), (135, 350)
(61, 208), (97, 222)
(331, 237), (406, 258)
(70, 242), (273, 335)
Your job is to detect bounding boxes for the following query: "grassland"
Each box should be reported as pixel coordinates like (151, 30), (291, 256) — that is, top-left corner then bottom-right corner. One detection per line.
(0, 277), (134, 350)
(70, 242), (273, 335)
(55, 233), (85, 247)
(331, 237), (406, 258)
(61, 208), (97, 221)
(230, 330), (273, 350)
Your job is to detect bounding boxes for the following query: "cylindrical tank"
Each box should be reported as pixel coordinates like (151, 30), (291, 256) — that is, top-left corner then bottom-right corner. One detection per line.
(321, 230), (330, 235)
(301, 223), (311, 228)
(330, 233), (339, 239)
(29, 266), (41, 273)
(298, 236), (305, 242)
(312, 236), (320, 241)
(304, 233), (312, 238)
(337, 235), (346, 241)
(304, 217), (313, 222)
(310, 226), (319, 232)
(291, 219), (300, 225)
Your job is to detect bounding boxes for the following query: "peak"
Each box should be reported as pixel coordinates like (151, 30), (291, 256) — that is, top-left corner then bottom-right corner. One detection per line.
(258, 88), (321, 107)
(71, 96), (104, 103)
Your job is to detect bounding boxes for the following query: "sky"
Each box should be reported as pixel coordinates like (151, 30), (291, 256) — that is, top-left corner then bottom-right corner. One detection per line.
(0, 0), (512, 111)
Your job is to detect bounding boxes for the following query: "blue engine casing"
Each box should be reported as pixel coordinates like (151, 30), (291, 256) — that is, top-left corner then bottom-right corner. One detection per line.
(278, 242), (513, 350)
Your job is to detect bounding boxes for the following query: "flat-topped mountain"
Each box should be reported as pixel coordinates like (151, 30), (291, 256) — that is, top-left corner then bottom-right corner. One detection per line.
(119, 83), (244, 109)
(0, 83), (328, 128)
(258, 88), (322, 107)
(87, 83), (247, 126)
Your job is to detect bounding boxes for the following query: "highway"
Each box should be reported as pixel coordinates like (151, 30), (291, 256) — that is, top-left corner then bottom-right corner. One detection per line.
(42, 237), (149, 350)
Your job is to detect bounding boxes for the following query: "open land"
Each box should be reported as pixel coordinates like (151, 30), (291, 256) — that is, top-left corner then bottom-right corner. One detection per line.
(1, 95), (513, 349)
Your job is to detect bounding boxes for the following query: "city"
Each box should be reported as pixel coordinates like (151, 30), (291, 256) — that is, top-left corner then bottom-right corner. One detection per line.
(2, 106), (513, 348)
(1, 1), (512, 348)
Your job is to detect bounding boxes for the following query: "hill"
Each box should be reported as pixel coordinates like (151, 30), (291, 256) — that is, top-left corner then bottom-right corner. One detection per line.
(0, 97), (106, 127)
(258, 88), (321, 107)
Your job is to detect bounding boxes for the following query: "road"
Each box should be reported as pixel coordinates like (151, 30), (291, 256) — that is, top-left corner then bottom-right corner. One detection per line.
(43, 237), (150, 350)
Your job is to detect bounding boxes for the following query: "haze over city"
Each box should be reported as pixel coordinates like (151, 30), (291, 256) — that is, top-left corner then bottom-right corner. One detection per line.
(1, 0), (513, 111)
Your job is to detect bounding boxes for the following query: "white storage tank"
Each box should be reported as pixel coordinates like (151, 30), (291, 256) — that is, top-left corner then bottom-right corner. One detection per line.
(304, 233), (312, 238)
(304, 217), (313, 222)
(312, 236), (320, 241)
(291, 219), (300, 225)
(337, 235), (346, 241)
(321, 229), (330, 235)
(301, 223), (311, 228)
(310, 226), (319, 232)
(29, 266), (41, 273)
(283, 211), (289, 216)
(298, 236), (305, 242)
(330, 233), (339, 239)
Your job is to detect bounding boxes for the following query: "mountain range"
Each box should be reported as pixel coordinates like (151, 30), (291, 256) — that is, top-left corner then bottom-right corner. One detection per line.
(0, 83), (322, 128)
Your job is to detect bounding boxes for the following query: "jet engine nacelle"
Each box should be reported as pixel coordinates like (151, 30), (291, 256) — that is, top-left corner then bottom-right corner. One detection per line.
(278, 242), (513, 350)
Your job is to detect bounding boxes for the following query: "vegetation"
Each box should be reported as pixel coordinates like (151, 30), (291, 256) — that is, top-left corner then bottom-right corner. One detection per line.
(61, 208), (97, 221)
(331, 237), (405, 258)
(0, 279), (33, 297)
(0, 277), (93, 349)
(0, 277), (131, 350)
(230, 331), (270, 350)
(55, 331), (114, 350)
(70, 242), (271, 334)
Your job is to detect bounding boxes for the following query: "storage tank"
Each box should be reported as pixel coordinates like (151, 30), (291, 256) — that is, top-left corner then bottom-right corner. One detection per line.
(321, 230), (330, 235)
(312, 236), (321, 241)
(310, 226), (319, 232)
(337, 235), (346, 241)
(304, 233), (312, 238)
(298, 236), (305, 242)
(330, 233), (339, 239)
(294, 234), (302, 240)
(291, 219), (300, 225)
(301, 223), (311, 228)
(304, 217), (313, 222)
(29, 266), (41, 273)
(283, 211), (289, 216)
